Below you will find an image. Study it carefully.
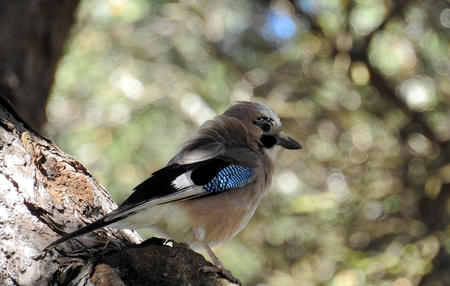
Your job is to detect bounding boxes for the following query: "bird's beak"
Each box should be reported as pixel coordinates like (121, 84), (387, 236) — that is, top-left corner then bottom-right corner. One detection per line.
(276, 133), (302, 150)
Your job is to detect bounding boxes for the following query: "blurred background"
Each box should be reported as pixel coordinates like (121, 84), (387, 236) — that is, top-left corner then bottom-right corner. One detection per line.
(45, 0), (449, 285)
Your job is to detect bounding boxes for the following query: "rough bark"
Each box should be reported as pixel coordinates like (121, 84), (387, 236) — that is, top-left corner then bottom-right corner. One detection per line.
(0, 0), (80, 133)
(0, 99), (235, 285)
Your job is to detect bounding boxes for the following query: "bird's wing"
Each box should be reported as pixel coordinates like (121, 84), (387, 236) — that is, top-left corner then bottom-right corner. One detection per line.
(45, 149), (257, 250)
(104, 155), (256, 222)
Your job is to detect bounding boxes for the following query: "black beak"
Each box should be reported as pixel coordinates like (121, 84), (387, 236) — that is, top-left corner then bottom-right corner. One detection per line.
(276, 134), (302, 150)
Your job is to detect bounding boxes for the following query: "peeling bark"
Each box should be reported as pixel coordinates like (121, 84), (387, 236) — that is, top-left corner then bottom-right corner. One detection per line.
(0, 100), (236, 285)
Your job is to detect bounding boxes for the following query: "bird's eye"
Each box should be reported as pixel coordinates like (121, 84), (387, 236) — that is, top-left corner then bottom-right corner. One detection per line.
(260, 122), (271, 132)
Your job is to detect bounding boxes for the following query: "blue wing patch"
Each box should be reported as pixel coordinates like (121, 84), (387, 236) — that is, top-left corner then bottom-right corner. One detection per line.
(203, 165), (255, 193)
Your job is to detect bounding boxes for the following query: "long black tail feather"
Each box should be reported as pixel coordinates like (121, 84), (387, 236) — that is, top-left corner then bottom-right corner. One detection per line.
(44, 213), (126, 251)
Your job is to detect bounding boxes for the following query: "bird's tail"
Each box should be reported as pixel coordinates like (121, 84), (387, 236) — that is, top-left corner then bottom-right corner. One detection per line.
(44, 212), (126, 251)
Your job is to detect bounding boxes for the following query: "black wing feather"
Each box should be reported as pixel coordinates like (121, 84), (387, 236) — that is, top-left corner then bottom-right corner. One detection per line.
(120, 159), (230, 207)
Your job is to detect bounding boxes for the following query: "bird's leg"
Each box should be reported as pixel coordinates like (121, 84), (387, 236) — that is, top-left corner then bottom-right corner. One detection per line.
(193, 230), (241, 285)
(193, 231), (222, 267)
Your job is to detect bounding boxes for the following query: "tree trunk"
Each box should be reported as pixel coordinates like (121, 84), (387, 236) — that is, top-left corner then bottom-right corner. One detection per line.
(0, 99), (235, 285)
(0, 0), (79, 133)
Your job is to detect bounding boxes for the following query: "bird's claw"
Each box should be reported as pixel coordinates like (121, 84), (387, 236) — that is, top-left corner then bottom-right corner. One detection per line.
(200, 265), (241, 285)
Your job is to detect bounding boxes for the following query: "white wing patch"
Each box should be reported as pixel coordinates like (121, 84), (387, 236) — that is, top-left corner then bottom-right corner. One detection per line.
(172, 171), (194, 189)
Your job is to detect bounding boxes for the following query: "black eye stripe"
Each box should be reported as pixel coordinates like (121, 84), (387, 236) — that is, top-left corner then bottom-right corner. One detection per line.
(260, 135), (277, 148)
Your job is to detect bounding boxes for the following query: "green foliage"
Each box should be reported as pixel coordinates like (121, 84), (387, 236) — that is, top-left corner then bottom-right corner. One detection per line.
(48, 0), (449, 285)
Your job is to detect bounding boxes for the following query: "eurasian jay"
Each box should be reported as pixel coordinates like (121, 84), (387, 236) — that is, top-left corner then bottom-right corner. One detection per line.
(46, 101), (302, 283)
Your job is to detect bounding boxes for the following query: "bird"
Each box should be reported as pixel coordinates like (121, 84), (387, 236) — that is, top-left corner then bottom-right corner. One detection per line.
(45, 101), (302, 283)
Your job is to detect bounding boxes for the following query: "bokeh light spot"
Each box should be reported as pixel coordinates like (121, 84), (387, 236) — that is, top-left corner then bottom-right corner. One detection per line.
(424, 176), (442, 199)
(394, 277), (413, 286)
(327, 171), (349, 201)
(109, 70), (144, 100)
(276, 170), (300, 195)
(180, 93), (217, 126)
(350, 62), (370, 86)
(407, 133), (431, 156)
(398, 77), (437, 112)
(440, 8), (450, 28)
(363, 201), (383, 220)
(351, 124), (373, 151)
(369, 32), (417, 76)
(333, 269), (365, 286)
(263, 11), (297, 41)
(350, 3), (386, 36)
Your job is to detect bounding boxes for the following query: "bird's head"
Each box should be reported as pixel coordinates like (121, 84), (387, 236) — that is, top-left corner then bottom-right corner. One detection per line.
(223, 101), (302, 155)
